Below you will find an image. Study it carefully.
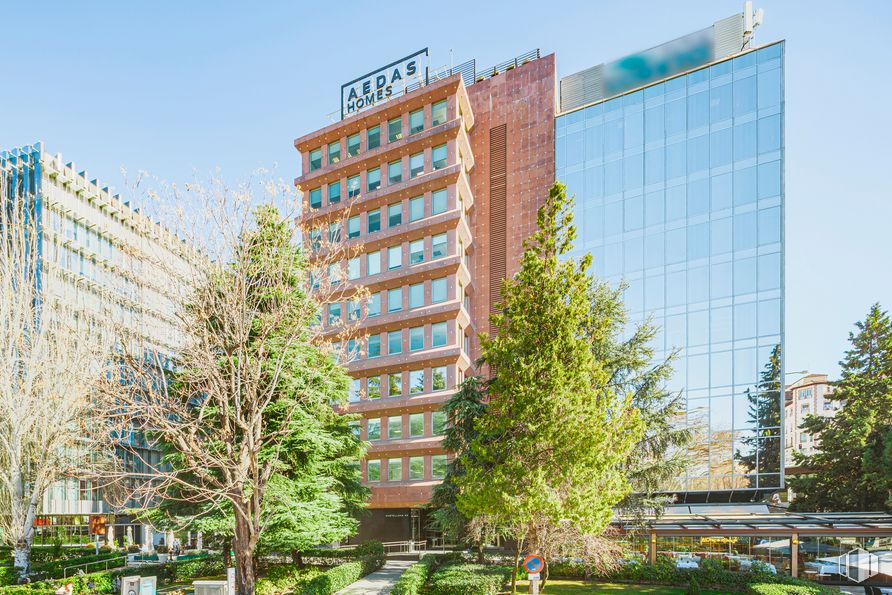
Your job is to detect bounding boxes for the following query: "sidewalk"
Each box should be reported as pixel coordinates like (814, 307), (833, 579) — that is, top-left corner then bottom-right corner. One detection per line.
(334, 560), (414, 595)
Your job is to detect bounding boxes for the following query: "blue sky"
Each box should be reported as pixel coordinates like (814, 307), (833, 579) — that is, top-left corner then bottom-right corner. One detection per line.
(2, 0), (890, 378)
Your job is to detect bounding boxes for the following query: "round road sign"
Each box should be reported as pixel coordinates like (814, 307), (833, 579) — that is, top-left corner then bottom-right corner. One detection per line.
(523, 554), (544, 574)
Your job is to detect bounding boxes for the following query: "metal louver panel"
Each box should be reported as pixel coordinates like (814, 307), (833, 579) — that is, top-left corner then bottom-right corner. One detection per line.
(489, 124), (507, 320)
(559, 63), (603, 114)
(714, 13), (745, 58)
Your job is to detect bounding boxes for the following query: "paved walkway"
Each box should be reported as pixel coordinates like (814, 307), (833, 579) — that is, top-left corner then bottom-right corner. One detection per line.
(335, 560), (414, 595)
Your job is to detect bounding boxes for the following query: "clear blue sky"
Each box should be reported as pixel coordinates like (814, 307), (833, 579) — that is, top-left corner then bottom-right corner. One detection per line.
(2, 0), (890, 379)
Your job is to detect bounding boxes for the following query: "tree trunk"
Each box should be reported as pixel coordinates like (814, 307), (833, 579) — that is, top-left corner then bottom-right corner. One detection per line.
(476, 543), (485, 564)
(510, 535), (525, 595)
(223, 540), (232, 568)
(541, 558), (549, 593)
(233, 517), (257, 595)
(290, 550), (304, 568)
(13, 542), (30, 582)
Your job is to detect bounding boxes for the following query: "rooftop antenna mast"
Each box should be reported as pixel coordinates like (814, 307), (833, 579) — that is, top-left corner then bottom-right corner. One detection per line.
(743, 1), (765, 50)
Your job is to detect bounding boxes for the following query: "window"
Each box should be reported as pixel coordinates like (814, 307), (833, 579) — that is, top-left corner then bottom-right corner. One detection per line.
(432, 322), (447, 347)
(410, 370), (424, 394)
(432, 411), (446, 435)
(388, 330), (402, 355)
(347, 175), (360, 199)
(347, 134), (360, 157)
(367, 292), (381, 317)
(367, 460), (381, 481)
(388, 458), (402, 481)
(367, 250), (381, 276)
(388, 202), (402, 227)
(368, 376), (381, 399)
(328, 222), (340, 244)
(367, 419), (381, 440)
(347, 216), (360, 239)
(349, 420), (360, 438)
(349, 378), (360, 403)
(328, 141), (340, 165)
(431, 277), (448, 303)
(464, 332), (470, 354)
(432, 100), (447, 126)
(432, 233), (447, 259)
(431, 455), (447, 479)
(388, 374), (402, 397)
(328, 181), (341, 204)
(388, 245), (402, 269)
(309, 187), (322, 209)
(366, 209), (381, 233)
(409, 414), (424, 438)
(388, 117), (402, 142)
(432, 366), (446, 391)
(409, 109), (424, 134)
(409, 239), (424, 264)
(432, 144), (448, 170)
(410, 152), (424, 178)
(432, 189), (447, 215)
(409, 283), (424, 308)
(387, 288), (402, 312)
(409, 196), (424, 222)
(388, 160), (402, 185)
(347, 299), (360, 321)
(388, 417), (402, 440)
(347, 257), (360, 280)
(309, 148), (322, 171)
(367, 334), (381, 358)
(327, 303), (341, 325)
(367, 167), (381, 192)
(367, 125), (380, 150)
(409, 326), (424, 351)
(309, 228), (322, 251)
(409, 456), (424, 479)
(347, 339), (358, 361)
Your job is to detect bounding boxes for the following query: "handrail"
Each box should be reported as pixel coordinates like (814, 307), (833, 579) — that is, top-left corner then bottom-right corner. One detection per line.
(63, 555), (127, 578)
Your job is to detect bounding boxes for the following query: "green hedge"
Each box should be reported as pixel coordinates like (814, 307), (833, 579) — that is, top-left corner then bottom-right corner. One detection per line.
(748, 585), (837, 595)
(390, 553), (464, 595)
(29, 553), (125, 579)
(256, 565), (322, 595)
(427, 563), (512, 595)
(0, 568), (17, 588)
(299, 555), (385, 595)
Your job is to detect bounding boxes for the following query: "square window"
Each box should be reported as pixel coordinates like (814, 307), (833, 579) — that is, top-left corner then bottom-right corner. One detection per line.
(347, 134), (360, 157)
(367, 167), (381, 192)
(432, 411), (446, 435)
(387, 288), (402, 312)
(367, 459), (381, 481)
(388, 417), (402, 440)
(328, 181), (341, 204)
(409, 414), (424, 438)
(410, 369), (424, 394)
(327, 303), (341, 325)
(432, 144), (447, 170)
(388, 117), (402, 142)
(368, 376), (381, 399)
(388, 373), (402, 397)
(367, 419), (381, 441)
(409, 326), (424, 351)
(409, 239), (424, 265)
(347, 175), (361, 199)
(347, 216), (360, 239)
(432, 366), (447, 391)
(328, 141), (340, 165)
(432, 189), (447, 215)
(309, 187), (322, 209)
(309, 148), (322, 171)
(328, 222), (341, 244)
(347, 257), (360, 280)
(431, 277), (448, 303)
(432, 322), (447, 347)
(388, 458), (402, 481)
(388, 202), (402, 227)
(388, 245), (402, 269)
(367, 292), (381, 317)
(409, 283), (424, 308)
(431, 455), (447, 479)
(367, 209), (381, 233)
(347, 299), (360, 321)
(410, 152), (424, 178)
(409, 456), (424, 479)
(388, 330), (402, 355)
(327, 263), (341, 285)
(409, 109), (424, 134)
(347, 339), (358, 361)
(432, 100), (447, 126)
(409, 196), (424, 222)
(432, 233), (447, 259)
(367, 125), (380, 150)
(367, 334), (381, 358)
(348, 420), (360, 438)
(367, 251), (381, 276)
(349, 378), (360, 402)
(388, 160), (402, 185)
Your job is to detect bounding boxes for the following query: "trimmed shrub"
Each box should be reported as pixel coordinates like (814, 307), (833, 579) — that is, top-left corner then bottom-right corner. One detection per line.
(686, 576), (701, 595)
(29, 553), (125, 580)
(0, 568), (17, 587)
(256, 565), (322, 595)
(299, 555), (385, 595)
(391, 553), (458, 595)
(172, 555), (224, 582)
(427, 563), (511, 595)
(351, 541), (384, 557)
(748, 585), (838, 595)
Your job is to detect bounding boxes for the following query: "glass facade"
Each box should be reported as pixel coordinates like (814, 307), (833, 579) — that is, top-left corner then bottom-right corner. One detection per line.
(555, 43), (784, 493)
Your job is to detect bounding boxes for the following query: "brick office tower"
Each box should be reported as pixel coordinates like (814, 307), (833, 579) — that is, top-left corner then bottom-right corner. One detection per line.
(294, 54), (555, 542)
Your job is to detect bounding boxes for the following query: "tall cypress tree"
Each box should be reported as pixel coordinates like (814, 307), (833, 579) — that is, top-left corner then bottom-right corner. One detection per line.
(789, 304), (892, 511)
(735, 344), (783, 482)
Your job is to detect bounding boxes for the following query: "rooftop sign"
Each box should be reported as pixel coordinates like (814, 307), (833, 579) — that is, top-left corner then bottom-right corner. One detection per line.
(341, 48), (429, 120)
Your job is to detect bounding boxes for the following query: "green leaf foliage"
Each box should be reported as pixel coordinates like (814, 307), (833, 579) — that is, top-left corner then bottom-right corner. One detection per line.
(427, 563), (511, 595)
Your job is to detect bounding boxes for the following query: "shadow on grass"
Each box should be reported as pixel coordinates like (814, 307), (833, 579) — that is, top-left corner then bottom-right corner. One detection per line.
(513, 579), (730, 594)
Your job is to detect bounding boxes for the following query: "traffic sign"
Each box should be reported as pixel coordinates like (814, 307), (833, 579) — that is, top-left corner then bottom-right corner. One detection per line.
(523, 554), (544, 574)
(527, 573), (540, 581)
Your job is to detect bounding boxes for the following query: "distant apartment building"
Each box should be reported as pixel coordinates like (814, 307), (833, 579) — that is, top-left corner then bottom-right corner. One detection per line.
(1, 142), (189, 547)
(784, 373), (840, 461)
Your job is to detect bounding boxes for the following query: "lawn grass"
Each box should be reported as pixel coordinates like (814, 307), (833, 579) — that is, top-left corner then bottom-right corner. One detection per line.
(514, 578), (732, 594)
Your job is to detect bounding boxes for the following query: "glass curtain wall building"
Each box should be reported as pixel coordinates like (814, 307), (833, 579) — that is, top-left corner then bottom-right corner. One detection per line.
(556, 42), (785, 496)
